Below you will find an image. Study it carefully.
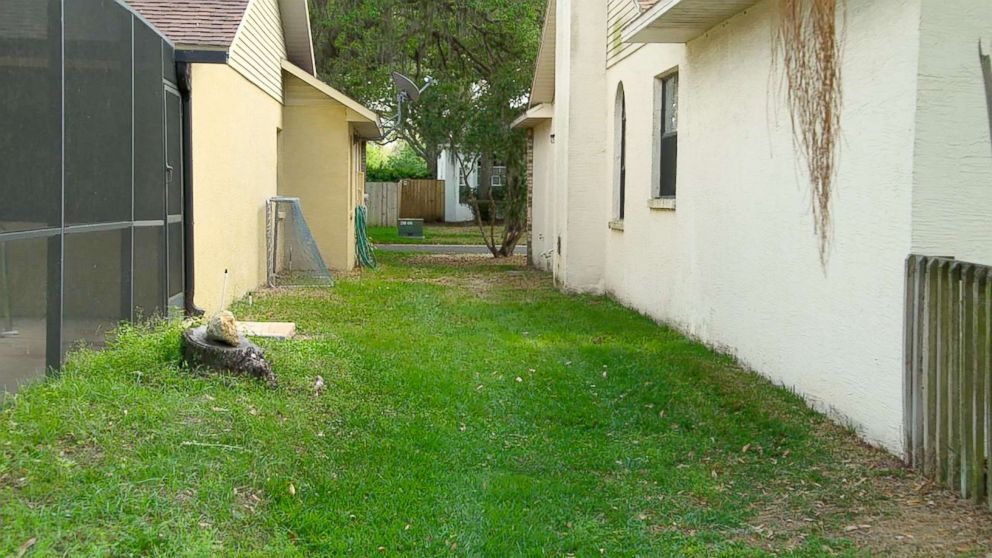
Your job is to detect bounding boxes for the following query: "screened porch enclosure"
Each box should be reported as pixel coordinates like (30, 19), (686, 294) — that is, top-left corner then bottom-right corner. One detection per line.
(0, 0), (184, 393)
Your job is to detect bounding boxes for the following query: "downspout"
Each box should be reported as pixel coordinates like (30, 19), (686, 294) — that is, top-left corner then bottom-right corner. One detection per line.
(176, 60), (204, 316)
(174, 50), (226, 316)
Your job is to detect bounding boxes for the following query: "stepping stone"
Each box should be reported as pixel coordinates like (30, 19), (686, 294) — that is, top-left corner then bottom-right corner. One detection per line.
(238, 322), (297, 339)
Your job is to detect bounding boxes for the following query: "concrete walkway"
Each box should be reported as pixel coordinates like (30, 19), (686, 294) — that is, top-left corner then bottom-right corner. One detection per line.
(376, 244), (527, 255)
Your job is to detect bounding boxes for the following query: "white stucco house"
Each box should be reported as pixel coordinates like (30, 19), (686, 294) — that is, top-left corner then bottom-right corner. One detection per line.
(436, 149), (476, 222)
(514, 0), (992, 454)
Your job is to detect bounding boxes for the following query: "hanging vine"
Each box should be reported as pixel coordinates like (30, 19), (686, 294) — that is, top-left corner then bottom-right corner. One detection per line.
(772, 0), (844, 266)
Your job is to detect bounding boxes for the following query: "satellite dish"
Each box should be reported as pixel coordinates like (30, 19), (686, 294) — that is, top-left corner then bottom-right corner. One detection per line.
(392, 72), (422, 102)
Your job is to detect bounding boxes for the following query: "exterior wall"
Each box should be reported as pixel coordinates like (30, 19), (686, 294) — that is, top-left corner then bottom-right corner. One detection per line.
(543, 0), (925, 452)
(191, 63), (282, 313)
(278, 100), (355, 271)
(229, 0), (287, 103)
(530, 119), (556, 271)
(554, 0), (608, 292)
(436, 150), (476, 222)
(911, 0), (992, 265)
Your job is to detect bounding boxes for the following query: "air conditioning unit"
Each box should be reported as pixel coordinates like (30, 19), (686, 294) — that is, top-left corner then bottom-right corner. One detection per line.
(397, 218), (424, 238)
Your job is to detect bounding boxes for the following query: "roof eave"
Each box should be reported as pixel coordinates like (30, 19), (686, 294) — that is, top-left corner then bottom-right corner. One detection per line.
(511, 103), (554, 129)
(527, 0), (556, 108)
(621, 0), (761, 44)
(281, 60), (382, 138)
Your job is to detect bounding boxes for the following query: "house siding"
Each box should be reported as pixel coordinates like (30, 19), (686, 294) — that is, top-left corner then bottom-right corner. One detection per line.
(607, 0), (642, 67)
(228, 0), (287, 103)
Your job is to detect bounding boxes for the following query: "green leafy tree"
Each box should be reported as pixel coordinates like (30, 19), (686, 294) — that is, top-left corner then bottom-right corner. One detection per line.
(311, 0), (544, 256)
(366, 142), (431, 182)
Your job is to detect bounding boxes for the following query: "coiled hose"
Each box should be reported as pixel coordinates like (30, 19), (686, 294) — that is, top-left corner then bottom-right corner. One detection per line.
(355, 205), (377, 269)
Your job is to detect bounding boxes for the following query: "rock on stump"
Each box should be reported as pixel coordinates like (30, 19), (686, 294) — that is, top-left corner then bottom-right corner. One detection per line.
(181, 326), (277, 387)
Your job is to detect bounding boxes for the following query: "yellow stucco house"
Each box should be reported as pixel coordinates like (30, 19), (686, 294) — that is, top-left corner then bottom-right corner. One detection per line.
(128, 0), (381, 313)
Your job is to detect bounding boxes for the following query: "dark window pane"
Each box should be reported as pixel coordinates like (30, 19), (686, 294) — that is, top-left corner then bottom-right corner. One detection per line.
(134, 226), (165, 319)
(166, 91), (182, 215)
(167, 222), (183, 300)
(0, 0), (62, 232)
(0, 237), (49, 394)
(660, 135), (677, 198)
(64, 0), (132, 225)
(63, 229), (129, 354)
(134, 22), (165, 221)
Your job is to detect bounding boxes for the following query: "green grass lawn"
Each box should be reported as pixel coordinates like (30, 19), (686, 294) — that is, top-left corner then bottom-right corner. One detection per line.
(1, 254), (989, 557)
(367, 224), (518, 245)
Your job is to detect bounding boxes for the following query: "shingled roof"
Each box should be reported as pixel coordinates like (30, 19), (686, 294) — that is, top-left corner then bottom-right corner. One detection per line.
(126, 0), (250, 48)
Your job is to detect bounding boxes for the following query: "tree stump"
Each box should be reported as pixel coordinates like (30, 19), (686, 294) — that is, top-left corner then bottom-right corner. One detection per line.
(181, 326), (277, 387)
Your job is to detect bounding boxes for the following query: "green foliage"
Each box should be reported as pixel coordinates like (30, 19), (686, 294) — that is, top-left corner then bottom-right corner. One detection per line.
(366, 142), (431, 182)
(0, 256), (943, 556)
(310, 0), (544, 174)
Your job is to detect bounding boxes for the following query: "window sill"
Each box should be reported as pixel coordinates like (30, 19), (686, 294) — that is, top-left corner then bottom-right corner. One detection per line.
(608, 219), (625, 231)
(648, 197), (676, 211)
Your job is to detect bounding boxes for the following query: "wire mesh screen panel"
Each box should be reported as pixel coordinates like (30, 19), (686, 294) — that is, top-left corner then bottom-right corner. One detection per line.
(0, 0), (62, 233)
(0, 0), (180, 392)
(266, 197), (333, 287)
(0, 237), (50, 394)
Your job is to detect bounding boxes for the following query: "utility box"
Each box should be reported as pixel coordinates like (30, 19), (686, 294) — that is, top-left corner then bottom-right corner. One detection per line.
(398, 218), (424, 238)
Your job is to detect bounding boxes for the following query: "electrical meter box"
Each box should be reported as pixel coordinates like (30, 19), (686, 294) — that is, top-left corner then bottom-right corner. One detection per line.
(398, 218), (424, 238)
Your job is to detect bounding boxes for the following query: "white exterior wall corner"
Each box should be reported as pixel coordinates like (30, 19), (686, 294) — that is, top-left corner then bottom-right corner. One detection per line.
(911, 0), (992, 266)
(436, 150), (476, 223)
(531, 119), (556, 271)
(577, 0), (928, 453)
(557, 0), (608, 293)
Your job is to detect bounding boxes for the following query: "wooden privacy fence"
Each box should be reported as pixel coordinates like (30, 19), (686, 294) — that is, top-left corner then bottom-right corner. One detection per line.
(399, 179), (444, 222)
(365, 182), (400, 227)
(364, 180), (445, 225)
(904, 255), (991, 508)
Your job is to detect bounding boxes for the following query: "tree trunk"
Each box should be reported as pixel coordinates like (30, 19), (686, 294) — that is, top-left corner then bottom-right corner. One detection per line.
(426, 147), (439, 179)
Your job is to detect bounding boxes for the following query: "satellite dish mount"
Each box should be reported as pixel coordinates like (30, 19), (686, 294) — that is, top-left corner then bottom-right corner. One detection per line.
(379, 72), (433, 142)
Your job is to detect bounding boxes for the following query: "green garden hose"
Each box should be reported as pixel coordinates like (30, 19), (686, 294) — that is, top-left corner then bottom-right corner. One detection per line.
(355, 205), (377, 269)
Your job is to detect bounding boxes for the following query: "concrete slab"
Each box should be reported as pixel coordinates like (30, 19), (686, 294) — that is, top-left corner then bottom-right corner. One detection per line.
(239, 322), (297, 339)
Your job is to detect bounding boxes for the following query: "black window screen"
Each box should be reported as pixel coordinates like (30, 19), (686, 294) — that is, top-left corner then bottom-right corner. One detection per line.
(0, 237), (50, 394)
(659, 73), (678, 198)
(0, 0), (182, 392)
(134, 225), (165, 319)
(64, 0), (133, 225)
(134, 21), (166, 222)
(62, 229), (130, 355)
(0, 0), (63, 233)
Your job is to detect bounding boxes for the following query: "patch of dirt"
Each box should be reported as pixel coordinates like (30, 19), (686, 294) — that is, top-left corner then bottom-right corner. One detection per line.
(404, 254), (528, 268)
(735, 420), (992, 556)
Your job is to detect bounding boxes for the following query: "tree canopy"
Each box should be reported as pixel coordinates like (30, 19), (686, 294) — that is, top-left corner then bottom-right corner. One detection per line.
(310, 0), (545, 176)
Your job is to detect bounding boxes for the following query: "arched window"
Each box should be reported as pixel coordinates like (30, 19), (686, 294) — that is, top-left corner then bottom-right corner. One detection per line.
(614, 83), (627, 221)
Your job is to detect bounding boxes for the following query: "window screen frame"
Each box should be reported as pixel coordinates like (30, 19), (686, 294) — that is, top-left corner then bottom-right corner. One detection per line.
(653, 70), (679, 200)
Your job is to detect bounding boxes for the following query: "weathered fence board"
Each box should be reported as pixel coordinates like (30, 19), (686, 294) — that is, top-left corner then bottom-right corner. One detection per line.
(399, 179), (445, 222)
(365, 182), (400, 227)
(905, 255), (992, 507)
(366, 180), (445, 225)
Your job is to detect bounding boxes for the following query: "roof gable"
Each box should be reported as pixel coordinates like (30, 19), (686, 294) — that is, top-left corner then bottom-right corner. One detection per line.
(126, 0), (248, 48)
(126, 0), (315, 74)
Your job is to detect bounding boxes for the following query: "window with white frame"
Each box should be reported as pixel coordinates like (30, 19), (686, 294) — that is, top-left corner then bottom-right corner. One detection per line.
(491, 164), (507, 188)
(655, 72), (678, 198)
